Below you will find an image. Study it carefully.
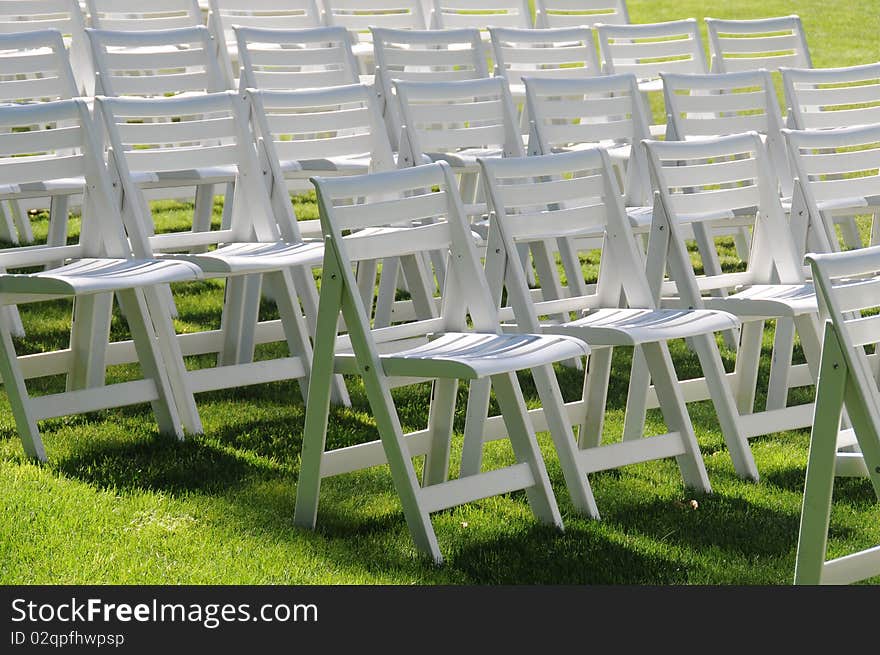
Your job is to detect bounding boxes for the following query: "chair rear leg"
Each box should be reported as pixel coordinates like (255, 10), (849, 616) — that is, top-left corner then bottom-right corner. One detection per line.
(530, 363), (599, 518)
(116, 289), (184, 440)
(767, 317), (796, 411)
(0, 317), (45, 460)
(66, 292), (113, 392)
(578, 346), (613, 449)
(641, 341), (711, 492)
(491, 371), (563, 530)
(690, 331), (759, 480)
(423, 378), (458, 487)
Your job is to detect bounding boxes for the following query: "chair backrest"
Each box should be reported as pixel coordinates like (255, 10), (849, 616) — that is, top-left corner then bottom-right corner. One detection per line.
(479, 148), (656, 321)
(322, 1), (426, 38)
(235, 25), (360, 91)
(782, 62), (880, 130)
(782, 123), (880, 256)
(0, 0), (92, 94)
(596, 19), (707, 82)
(0, 29), (79, 104)
(85, 0), (203, 31)
(248, 84), (395, 237)
(705, 15), (811, 74)
(524, 73), (653, 206)
(97, 91), (289, 256)
(312, 161), (502, 339)
(428, 0), (533, 30)
(371, 26), (488, 149)
(662, 69), (791, 196)
(207, 0), (323, 83)
(489, 26), (601, 87)
(87, 26), (229, 97)
(394, 76), (523, 167)
(643, 132), (805, 302)
(0, 99), (130, 266)
(535, 0), (628, 29)
(808, 245), (880, 432)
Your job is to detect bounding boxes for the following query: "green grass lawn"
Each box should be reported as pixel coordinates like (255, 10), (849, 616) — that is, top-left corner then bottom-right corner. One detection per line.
(2, 1), (880, 585)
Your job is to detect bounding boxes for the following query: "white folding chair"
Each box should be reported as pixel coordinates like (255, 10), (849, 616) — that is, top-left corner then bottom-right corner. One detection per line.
(783, 123), (880, 261)
(534, 0), (629, 29)
(595, 19), (707, 136)
(371, 26), (488, 151)
(97, 90), (351, 419)
(782, 62), (880, 132)
(639, 132), (824, 479)
(0, 0), (93, 94)
(0, 29), (87, 337)
(0, 29), (81, 249)
(0, 98), (203, 461)
(87, 25), (235, 250)
(705, 15), (811, 74)
(782, 62), (880, 252)
(488, 26), (600, 135)
(662, 69), (791, 320)
(247, 84), (395, 229)
(524, 74), (654, 234)
(321, 1), (426, 76)
(235, 25), (360, 93)
(781, 124), (880, 434)
(474, 149), (747, 505)
(206, 0), (322, 84)
(295, 161), (590, 563)
(395, 76), (522, 215)
(795, 245), (880, 584)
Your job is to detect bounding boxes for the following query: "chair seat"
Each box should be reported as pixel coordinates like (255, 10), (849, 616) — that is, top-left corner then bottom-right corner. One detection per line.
(338, 331), (591, 380)
(541, 307), (740, 346)
(425, 148), (504, 170)
(0, 176), (85, 199)
(158, 241), (325, 275)
(131, 165), (239, 188)
(626, 205), (653, 230)
(702, 284), (818, 317)
(280, 155), (371, 177)
(0, 257), (203, 297)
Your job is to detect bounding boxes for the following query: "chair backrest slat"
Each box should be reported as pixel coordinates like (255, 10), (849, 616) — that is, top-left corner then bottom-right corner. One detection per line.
(332, 192), (450, 232)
